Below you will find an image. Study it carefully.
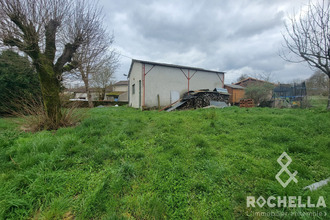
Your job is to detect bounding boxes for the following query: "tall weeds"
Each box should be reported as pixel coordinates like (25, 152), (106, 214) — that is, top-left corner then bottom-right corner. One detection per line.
(9, 97), (83, 132)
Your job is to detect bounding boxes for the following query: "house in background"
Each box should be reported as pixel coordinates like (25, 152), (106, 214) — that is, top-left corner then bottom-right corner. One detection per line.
(65, 87), (112, 100)
(234, 77), (275, 106)
(112, 80), (128, 92)
(106, 80), (128, 102)
(128, 59), (225, 109)
(234, 77), (272, 87)
(224, 84), (245, 105)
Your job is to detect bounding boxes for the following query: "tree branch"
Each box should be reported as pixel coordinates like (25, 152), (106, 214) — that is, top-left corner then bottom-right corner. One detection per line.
(62, 61), (79, 72)
(44, 19), (60, 62)
(54, 37), (82, 74)
(282, 0), (330, 78)
(3, 36), (24, 49)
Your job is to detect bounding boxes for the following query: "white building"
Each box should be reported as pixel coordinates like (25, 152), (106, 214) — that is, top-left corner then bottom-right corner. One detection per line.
(112, 80), (128, 92)
(128, 59), (225, 109)
(106, 80), (128, 102)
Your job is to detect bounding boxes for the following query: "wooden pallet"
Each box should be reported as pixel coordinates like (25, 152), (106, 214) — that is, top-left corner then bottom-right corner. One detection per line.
(240, 99), (255, 108)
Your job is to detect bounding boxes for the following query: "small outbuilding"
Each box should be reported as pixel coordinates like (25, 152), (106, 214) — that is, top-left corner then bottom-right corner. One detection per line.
(224, 84), (245, 105)
(127, 59), (225, 109)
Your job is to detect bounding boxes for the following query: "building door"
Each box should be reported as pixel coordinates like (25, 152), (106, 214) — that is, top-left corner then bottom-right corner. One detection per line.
(139, 80), (142, 108)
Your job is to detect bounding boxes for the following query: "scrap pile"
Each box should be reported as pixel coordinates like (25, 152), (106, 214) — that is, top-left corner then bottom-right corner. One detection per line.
(163, 89), (229, 112)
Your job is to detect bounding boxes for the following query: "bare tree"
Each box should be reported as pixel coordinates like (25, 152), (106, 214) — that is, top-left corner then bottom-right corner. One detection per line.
(236, 74), (250, 83)
(282, 0), (330, 110)
(69, 12), (114, 107)
(306, 70), (329, 96)
(90, 53), (119, 100)
(0, 0), (104, 126)
(255, 72), (273, 83)
(235, 72), (273, 84)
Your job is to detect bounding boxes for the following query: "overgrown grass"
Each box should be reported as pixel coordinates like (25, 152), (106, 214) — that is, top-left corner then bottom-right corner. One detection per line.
(0, 107), (329, 219)
(309, 95), (328, 108)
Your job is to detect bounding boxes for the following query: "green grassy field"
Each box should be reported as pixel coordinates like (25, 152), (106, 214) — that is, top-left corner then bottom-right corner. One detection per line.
(0, 107), (329, 219)
(308, 96), (329, 108)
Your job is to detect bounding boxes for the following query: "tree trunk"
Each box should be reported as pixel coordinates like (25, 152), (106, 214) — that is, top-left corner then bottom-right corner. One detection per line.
(327, 78), (330, 110)
(100, 88), (106, 101)
(36, 62), (62, 126)
(83, 78), (94, 108)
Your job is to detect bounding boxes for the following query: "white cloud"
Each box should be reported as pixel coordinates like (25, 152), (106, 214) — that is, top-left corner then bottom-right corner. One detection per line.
(100, 0), (314, 83)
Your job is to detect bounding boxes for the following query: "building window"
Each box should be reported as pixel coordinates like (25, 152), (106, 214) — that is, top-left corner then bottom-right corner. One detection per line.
(132, 84), (135, 94)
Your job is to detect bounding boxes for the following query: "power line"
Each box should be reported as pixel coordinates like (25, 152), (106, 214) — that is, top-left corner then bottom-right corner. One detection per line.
(113, 50), (134, 60)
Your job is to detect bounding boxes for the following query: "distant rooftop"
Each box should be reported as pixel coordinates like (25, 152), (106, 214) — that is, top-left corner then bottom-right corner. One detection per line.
(225, 84), (245, 89)
(114, 80), (128, 86)
(234, 77), (274, 86)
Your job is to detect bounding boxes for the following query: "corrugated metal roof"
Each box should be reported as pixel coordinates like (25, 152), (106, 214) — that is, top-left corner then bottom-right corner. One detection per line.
(128, 59), (225, 78)
(214, 88), (229, 93)
(225, 84), (245, 89)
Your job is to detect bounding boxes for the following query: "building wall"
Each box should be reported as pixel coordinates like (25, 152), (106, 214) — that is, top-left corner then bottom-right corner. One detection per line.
(225, 87), (233, 103)
(144, 64), (224, 108)
(113, 85), (128, 92)
(189, 71), (224, 91)
(224, 86), (245, 104)
(129, 61), (224, 108)
(74, 92), (87, 99)
(74, 92), (100, 101)
(129, 62), (143, 108)
(119, 92), (128, 102)
(231, 89), (245, 104)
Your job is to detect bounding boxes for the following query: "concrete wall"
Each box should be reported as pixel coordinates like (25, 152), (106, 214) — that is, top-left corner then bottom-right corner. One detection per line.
(129, 61), (224, 108)
(74, 92), (100, 101)
(119, 92), (128, 102)
(74, 92), (87, 99)
(144, 64), (186, 108)
(113, 85), (128, 92)
(129, 62), (143, 108)
(145, 65), (224, 107)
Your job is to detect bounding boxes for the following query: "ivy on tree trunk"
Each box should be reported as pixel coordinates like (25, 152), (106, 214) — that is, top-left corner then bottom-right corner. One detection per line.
(328, 78), (330, 110)
(34, 59), (62, 123)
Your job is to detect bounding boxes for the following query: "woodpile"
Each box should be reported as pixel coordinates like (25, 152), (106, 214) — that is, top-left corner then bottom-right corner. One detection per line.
(178, 90), (229, 110)
(239, 99), (254, 108)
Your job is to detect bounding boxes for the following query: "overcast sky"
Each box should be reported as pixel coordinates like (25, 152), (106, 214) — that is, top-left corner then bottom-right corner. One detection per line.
(99, 0), (314, 84)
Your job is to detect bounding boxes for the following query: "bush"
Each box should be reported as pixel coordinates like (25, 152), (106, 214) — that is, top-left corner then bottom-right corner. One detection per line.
(0, 50), (41, 115)
(244, 82), (274, 105)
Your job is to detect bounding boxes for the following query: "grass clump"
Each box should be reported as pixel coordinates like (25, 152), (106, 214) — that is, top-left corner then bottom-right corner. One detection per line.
(0, 106), (329, 219)
(9, 98), (85, 132)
